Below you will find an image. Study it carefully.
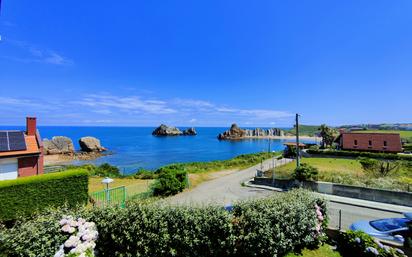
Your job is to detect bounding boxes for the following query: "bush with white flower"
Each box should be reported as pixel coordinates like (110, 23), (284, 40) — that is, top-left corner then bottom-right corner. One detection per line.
(54, 216), (98, 257)
(337, 230), (407, 257)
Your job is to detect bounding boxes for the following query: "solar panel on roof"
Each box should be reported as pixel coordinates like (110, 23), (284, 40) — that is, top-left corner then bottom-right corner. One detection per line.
(7, 131), (27, 151)
(0, 132), (9, 152)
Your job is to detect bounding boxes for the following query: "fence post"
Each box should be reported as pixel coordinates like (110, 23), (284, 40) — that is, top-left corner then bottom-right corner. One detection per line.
(338, 209), (342, 231)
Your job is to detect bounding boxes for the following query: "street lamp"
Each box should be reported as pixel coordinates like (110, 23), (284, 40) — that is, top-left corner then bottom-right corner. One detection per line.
(102, 177), (114, 205)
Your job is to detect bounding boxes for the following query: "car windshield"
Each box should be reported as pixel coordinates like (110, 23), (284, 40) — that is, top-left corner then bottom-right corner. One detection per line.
(370, 218), (409, 232)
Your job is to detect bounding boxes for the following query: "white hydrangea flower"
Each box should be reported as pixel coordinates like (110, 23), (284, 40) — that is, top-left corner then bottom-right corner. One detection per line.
(56, 215), (98, 257)
(64, 235), (81, 248)
(53, 249), (64, 257)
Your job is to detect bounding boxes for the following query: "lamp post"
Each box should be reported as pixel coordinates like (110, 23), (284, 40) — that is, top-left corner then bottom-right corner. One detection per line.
(102, 177), (114, 205)
(295, 113), (301, 168)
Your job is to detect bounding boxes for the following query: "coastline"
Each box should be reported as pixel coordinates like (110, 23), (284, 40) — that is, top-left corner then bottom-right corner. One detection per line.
(229, 135), (321, 140)
(44, 152), (110, 166)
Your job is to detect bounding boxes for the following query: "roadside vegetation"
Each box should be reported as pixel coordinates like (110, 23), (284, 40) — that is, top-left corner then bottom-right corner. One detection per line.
(0, 189), (328, 257)
(265, 157), (412, 191)
(60, 152), (280, 198)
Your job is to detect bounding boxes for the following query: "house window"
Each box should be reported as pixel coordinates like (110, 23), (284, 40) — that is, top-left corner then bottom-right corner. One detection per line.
(368, 140), (372, 146)
(354, 140), (358, 146)
(384, 141), (387, 147)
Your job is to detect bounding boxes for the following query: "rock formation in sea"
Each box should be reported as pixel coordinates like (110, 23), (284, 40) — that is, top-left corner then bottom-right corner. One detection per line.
(79, 136), (107, 152)
(152, 124), (183, 136)
(43, 136), (75, 155)
(218, 123), (285, 140)
(183, 127), (197, 136)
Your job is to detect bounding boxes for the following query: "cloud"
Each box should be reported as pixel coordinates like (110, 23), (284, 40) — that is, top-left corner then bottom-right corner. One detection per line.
(0, 93), (293, 126)
(75, 94), (177, 114)
(216, 107), (292, 119)
(3, 40), (73, 66)
(174, 99), (214, 108)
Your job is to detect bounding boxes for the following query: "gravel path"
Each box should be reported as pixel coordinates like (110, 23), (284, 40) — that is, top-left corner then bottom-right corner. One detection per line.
(167, 158), (292, 206)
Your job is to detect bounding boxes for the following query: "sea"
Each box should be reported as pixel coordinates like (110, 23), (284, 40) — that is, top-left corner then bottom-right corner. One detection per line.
(3, 126), (318, 174)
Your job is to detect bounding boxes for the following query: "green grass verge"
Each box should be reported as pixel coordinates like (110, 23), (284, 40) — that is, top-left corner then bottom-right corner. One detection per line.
(285, 244), (341, 257)
(266, 157), (412, 191)
(158, 151), (280, 174)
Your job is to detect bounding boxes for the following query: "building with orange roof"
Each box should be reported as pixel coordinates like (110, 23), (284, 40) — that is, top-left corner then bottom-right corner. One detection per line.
(0, 117), (44, 180)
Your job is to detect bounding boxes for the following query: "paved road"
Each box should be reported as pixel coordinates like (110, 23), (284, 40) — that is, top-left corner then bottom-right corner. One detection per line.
(168, 158), (292, 205)
(167, 158), (412, 230)
(327, 201), (407, 230)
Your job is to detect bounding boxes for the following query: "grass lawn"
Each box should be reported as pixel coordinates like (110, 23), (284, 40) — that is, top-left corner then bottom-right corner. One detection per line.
(285, 245), (341, 257)
(267, 157), (364, 179)
(89, 177), (154, 198)
(265, 157), (412, 191)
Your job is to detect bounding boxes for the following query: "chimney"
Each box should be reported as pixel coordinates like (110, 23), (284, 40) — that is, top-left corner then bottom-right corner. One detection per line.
(26, 117), (37, 136)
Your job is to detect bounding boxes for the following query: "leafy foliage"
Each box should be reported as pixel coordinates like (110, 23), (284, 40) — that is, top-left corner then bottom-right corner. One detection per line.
(0, 207), (80, 257)
(293, 163), (319, 181)
(336, 230), (407, 257)
(0, 169), (89, 221)
(152, 169), (187, 196)
(133, 169), (158, 179)
(0, 190), (327, 257)
(359, 158), (401, 177)
(319, 124), (337, 149)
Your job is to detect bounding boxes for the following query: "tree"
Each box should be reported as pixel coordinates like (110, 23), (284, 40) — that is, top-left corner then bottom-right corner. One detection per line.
(318, 124), (336, 149)
(359, 157), (401, 177)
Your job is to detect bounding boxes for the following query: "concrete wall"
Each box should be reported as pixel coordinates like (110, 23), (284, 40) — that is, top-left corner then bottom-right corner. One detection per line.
(253, 177), (412, 207)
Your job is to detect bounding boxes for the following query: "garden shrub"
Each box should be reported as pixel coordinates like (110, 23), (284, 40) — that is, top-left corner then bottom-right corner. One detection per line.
(0, 189), (327, 257)
(0, 207), (83, 257)
(152, 169), (188, 196)
(336, 230), (407, 257)
(232, 190), (327, 257)
(293, 163), (319, 182)
(64, 163), (121, 177)
(133, 168), (158, 179)
(0, 169), (89, 221)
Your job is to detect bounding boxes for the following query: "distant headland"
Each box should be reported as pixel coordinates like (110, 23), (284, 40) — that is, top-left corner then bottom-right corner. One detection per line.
(218, 123), (319, 140)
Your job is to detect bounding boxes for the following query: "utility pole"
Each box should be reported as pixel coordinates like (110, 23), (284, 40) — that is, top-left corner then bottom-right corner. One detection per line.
(296, 113), (300, 168)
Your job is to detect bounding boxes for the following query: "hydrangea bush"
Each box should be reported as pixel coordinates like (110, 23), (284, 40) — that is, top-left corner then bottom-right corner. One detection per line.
(337, 230), (407, 257)
(0, 189), (326, 257)
(54, 216), (98, 257)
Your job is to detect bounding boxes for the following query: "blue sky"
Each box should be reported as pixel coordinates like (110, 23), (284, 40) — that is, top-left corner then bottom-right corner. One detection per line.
(0, 1), (411, 127)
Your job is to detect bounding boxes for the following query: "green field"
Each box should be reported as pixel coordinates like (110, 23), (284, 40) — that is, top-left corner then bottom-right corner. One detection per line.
(286, 125), (321, 137)
(88, 177), (154, 198)
(265, 157), (412, 191)
(353, 130), (412, 140)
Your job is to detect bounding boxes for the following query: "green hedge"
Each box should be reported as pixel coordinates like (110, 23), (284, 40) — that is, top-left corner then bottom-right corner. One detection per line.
(0, 169), (89, 221)
(307, 149), (412, 161)
(0, 189), (327, 257)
